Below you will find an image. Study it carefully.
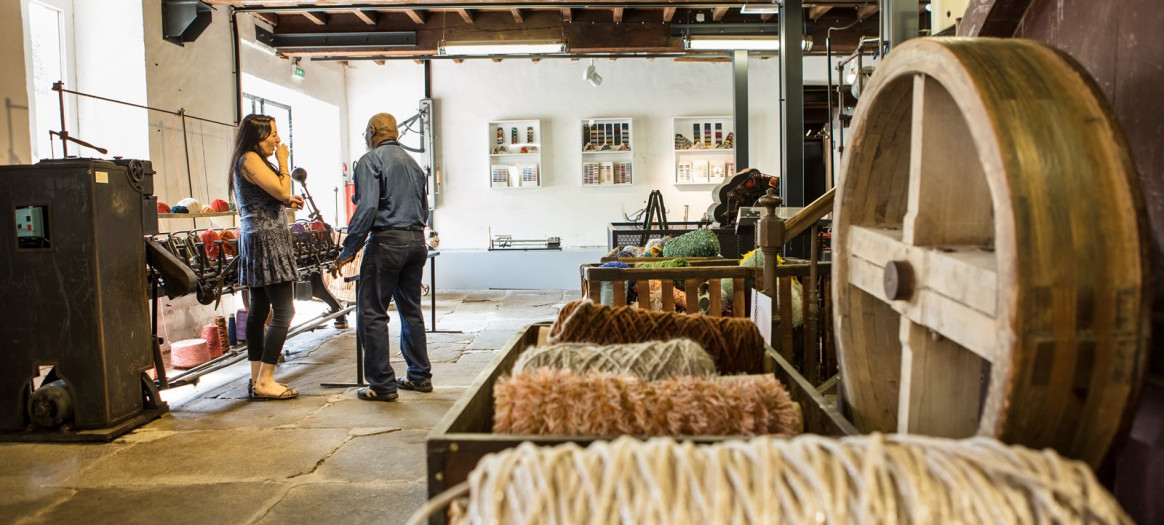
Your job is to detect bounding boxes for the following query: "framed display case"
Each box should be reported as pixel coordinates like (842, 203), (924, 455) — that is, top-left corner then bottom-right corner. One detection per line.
(581, 117), (633, 186)
(489, 119), (542, 188)
(673, 116), (734, 186)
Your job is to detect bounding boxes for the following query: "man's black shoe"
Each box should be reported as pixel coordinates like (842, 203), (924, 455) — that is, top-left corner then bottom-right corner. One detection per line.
(357, 387), (398, 402)
(397, 378), (433, 393)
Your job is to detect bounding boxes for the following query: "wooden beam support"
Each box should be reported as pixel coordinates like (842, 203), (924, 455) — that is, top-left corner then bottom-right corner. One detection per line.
(403, 9), (425, 25)
(612, 8), (623, 23)
(298, 11), (327, 26)
(338, 60), (349, 67)
(373, 59), (386, 66)
(561, 8), (572, 23)
(809, 6), (833, 20)
(662, 7), (676, 22)
(761, 13), (776, 21)
(250, 12), (278, 27)
(510, 9), (523, 24)
(454, 8), (474, 24)
(712, 7), (729, 21)
(856, 5), (880, 20)
(351, 10), (376, 25)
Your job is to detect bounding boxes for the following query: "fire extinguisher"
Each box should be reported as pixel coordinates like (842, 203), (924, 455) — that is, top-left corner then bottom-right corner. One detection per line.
(343, 162), (356, 225)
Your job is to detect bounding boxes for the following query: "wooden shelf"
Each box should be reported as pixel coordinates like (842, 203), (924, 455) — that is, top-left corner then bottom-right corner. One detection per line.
(159, 212), (236, 219)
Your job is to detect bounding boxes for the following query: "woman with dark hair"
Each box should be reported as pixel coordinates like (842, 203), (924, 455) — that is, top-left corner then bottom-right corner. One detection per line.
(229, 114), (304, 400)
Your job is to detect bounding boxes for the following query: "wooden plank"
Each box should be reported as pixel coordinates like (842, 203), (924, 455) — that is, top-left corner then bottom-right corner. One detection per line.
(372, 59), (385, 66)
(898, 320), (983, 437)
(455, 8), (474, 23)
(661, 280), (674, 312)
(510, 8), (523, 23)
(611, 7), (623, 23)
(856, 5), (879, 20)
(711, 7), (729, 21)
(612, 281), (626, 307)
(350, 10), (377, 25)
(636, 280), (650, 310)
(768, 348), (860, 436)
(778, 276), (795, 364)
(250, 12), (278, 26)
(587, 280), (600, 303)
(402, 9), (425, 24)
(708, 278), (722, 317)
(560, 8), (571, 23)
(298, 11), (327, 25)
(662, 7), (676, 22)
(808, 6), (833, 20)
(732, 277), (746, 316)
(685, 278), (698, 313)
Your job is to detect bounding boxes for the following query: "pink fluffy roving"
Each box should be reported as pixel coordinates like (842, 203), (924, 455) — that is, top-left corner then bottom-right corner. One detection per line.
(493, 368), (800, 437)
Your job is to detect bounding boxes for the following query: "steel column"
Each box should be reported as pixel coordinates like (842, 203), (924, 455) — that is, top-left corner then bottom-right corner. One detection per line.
(732, 49), (749, 172)
(780, 0), (804, 207)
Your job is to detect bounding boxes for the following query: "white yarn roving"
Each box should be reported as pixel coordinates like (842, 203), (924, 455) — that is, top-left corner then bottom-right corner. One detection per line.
(512, 339), (717, 380)
(411, 434), (1131, 525)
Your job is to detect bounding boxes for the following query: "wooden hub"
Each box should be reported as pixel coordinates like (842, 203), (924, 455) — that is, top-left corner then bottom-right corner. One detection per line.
(831, 37), (1149, 467)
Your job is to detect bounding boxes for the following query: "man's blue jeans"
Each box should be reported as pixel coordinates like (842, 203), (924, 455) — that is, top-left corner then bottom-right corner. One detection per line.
(357, 229), (430, 394)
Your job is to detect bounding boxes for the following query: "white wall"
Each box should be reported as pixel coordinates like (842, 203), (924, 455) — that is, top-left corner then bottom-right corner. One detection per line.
(2, 1), (32, 165)
(346, 56), (800, 251)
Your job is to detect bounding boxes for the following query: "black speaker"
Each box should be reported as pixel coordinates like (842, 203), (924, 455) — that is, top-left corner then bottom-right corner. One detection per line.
(162, 1), (213, 46)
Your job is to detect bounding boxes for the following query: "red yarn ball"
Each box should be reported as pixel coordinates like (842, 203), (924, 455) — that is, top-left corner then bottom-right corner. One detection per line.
(310, 220), (326, 231)
(218, 229), (237, 256)
(210, 199), (230, 212)
(158, 202), (171, 214)
(200, 229), (222, 259)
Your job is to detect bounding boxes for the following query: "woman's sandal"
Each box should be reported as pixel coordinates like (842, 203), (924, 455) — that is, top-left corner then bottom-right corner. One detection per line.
(249, 380), (292, 398)
(250, 386), (299, 400)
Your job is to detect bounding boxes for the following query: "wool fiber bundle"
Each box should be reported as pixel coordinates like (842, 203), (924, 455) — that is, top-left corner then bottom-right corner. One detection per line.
(493, 369), (798, 437)
(662, 227), (720, 258)
(427, 434), (1131, 525)
(512, 339), (717, 380)
(549, 301), (765, 374)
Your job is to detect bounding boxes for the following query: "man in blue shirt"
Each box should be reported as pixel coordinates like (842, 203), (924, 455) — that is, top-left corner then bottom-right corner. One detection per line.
(332, 112), (431, 402)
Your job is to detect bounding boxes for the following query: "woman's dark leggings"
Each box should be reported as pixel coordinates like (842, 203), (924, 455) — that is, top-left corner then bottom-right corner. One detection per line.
(246, 281), (295, 365)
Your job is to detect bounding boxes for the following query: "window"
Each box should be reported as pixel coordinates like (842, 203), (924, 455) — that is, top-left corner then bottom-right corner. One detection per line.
(24, 0), (77, 161)
(243, 94), (294, 167)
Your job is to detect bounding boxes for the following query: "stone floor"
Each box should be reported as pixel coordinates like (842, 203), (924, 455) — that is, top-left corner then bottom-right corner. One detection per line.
(0, 289), (579, 525)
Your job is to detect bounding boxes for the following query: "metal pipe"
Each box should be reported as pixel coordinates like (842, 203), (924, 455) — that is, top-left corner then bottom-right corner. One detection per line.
(56, 81), (68, 157)
(230, 7), (242, 125)
(180, 110), (194, 199)
(825, 18), (862, 189)
(51, 85), (235, 128)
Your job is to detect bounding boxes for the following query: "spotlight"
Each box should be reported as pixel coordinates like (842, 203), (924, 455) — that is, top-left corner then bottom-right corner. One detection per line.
(583, 59), (603, 87)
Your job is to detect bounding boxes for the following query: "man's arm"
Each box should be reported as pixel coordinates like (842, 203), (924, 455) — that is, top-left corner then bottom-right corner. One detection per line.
(337, 157), (379, 261)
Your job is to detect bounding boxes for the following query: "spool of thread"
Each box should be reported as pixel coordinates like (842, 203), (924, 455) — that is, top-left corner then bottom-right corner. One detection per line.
(235, 309), (248, 342)
(210, 198), (230, 212)
(200, 204), (214, 213)
(548, 301), (766, 374)
(493, 369), (799, 436)
(228, 315), (238, 346)
(169, 205), (189, 214)
(513, 339), (717, 380)
(214, 316), (230, 351)
(171, 339), (212, 368)
(200, 325), (222, 358)
(157, 201), (171, 214)
(290, 222), (308, 238)
(200, 229), (222, 259)
(176, 197), (202, 211)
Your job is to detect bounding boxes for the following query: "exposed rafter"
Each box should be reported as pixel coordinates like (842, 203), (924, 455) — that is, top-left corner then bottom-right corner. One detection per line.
(296, 11), (327, 25)
(403, 9), (426, 24)
(350, 10), (376, 25)
(561, 8), (572, 22)
(455, 8), (474, 23)
(612, 7), (623, 23)
(510, 8), (524, 23)
(662, 7), (676, 22)
(373, 59), (386, 65)
(856, 5), (879, 20)
(251, 11), (278, 26)
(808, 6), (833, 20)
(711, 7), (728, 21)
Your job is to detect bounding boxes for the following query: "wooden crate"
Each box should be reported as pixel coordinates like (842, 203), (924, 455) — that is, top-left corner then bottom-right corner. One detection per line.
(426, 322), (856, 522)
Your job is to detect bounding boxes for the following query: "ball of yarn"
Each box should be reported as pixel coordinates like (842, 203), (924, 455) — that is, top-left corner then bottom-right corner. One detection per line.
(210, 199), (230, 212)
(493, 369), (799, 436)
(157, 201), (171, 214)
(310, 220), (326, 231)
(662, 228), (720, 258)
(200, 325), (223, 358)
(218, 229), (238, 256)
(170, 339), (212, 368)
(513, 339), (717, 380)
(636, 257), (692, 291)
(228, 202), (237, 212)
(548, 301), (766, 374)
(200, 205), (214, 213)
(290, 222), (307, 236)
(199, 229), (221, 259)
(176, 197), (202, 211)
(169, 205), (189, 214)
(444, 434), (1131, 525)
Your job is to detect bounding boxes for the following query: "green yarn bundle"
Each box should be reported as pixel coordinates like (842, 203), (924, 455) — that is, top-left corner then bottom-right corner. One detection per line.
(637, 257), (691, 291)
(661, 228), (720, 258)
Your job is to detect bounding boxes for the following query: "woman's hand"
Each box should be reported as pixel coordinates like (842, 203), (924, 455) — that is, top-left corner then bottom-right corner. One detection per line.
(275, 143), (290, 169)
(286, 195), (304, 210)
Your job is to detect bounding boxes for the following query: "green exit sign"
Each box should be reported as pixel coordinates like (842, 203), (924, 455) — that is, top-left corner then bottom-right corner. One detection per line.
(293, 65), (305, 78)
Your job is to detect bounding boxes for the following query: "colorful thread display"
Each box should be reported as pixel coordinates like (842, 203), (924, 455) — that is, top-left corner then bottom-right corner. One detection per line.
(512, 339), (717, 380)
(548, 301), (766, 374)
(493, 369), (798, 437)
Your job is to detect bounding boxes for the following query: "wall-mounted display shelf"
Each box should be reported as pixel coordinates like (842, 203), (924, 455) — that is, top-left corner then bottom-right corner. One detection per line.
(581, 117), (633, 186)
(489, 119), (542, 188)
(673, 116), (734, 186)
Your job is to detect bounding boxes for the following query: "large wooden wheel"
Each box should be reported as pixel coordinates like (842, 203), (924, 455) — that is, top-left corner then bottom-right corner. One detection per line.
(832, 37), (1149, 467)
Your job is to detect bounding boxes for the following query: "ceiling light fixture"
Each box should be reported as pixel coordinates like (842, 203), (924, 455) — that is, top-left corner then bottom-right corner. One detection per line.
(685, 36), (781, 51)
(739, 4), (781, 14)
(583, 59), (603, 86)
(439, 41), (565, 56)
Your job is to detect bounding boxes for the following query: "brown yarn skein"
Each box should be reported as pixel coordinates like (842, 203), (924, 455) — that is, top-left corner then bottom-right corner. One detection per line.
(548, 301), (766, 374)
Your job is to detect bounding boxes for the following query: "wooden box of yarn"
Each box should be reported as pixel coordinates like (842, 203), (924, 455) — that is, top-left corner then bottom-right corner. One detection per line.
(426, 321), (856, 518)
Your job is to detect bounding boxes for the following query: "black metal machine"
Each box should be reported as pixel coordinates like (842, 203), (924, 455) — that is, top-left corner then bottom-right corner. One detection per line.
(0, 159), (167, 441)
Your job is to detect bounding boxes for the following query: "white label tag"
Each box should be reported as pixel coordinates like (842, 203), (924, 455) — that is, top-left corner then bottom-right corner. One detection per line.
(95, 171), (109, 184)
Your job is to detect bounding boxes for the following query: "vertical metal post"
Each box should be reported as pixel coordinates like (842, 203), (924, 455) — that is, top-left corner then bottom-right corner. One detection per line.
(780, 0), (805, 207)
(882, 0), (921, 54)
(732, 49), (749, 171)
(55, 81), (68, 157)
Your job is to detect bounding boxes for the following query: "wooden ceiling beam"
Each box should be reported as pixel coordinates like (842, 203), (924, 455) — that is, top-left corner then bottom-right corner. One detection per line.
(856, 5), (879, 20)
(373, 59), (386, 65)
(351, 10), (376, 25)
(510, 8), (523, 23)
(808, 6), (833, 20)
(662, 7), (676, 22)
(250, 12), (278, 26)
(561, 8), (572, 23)
(711, 7), (729, 21)
(297, 11), (327, 26)
(454, 8), (474, 24)
(403, 9), (426, 24)
(612, 7), (623, 23)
